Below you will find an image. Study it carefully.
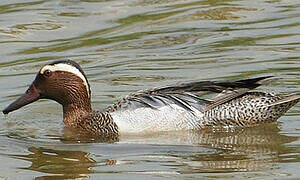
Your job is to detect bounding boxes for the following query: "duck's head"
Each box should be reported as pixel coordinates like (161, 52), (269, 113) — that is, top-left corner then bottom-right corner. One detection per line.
(3, 60), (92, 115)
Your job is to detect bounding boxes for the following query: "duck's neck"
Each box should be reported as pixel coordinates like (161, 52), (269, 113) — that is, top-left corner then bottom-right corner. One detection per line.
(63, 102), (92, 128)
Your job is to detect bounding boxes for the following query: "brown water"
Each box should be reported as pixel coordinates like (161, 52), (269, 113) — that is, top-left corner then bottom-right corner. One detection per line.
(0, 0), (299, 179)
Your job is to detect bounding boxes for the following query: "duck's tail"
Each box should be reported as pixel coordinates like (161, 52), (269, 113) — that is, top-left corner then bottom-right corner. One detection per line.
(268, 93), (300, 107)
(204, 92), (299, 128)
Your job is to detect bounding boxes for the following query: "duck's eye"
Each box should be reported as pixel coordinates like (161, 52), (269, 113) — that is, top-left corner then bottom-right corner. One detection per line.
(44, 70), (52, 77)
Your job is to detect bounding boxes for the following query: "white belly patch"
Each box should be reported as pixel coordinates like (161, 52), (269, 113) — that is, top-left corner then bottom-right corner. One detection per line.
(110, 104), (204, 133)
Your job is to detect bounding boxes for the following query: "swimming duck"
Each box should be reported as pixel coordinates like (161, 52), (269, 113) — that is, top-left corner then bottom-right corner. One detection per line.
(2, 60), (299, 136)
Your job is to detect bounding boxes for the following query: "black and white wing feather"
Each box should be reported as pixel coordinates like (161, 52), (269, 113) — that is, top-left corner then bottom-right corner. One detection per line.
(107, 76), (274, 113)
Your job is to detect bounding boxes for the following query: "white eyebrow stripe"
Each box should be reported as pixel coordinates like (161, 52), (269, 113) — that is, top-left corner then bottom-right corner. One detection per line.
(40, 64), (90, 97)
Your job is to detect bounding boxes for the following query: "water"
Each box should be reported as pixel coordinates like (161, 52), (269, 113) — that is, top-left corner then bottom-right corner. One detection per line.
(0, 0), (299, 179)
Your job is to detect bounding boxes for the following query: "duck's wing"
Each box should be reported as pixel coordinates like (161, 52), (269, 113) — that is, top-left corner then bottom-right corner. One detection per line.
(108, 92), (211, 113)
(107, 76), (274, 113)
(149, 76), (274, 111)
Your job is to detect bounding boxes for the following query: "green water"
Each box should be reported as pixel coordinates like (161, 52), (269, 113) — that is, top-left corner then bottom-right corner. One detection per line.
(0, 0), (299, 179)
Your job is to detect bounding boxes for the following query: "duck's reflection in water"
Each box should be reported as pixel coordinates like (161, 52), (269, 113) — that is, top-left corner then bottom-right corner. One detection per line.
(12, 123), (298, 178)
(12, 147), (97, 179)
(174, 124), (298, 173)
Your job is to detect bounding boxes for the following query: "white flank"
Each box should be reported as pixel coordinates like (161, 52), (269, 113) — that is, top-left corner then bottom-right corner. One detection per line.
(111, 104), (204, 133)
(40, 63), (90, 97)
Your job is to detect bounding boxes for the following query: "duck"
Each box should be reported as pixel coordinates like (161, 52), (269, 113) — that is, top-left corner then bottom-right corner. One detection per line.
(2, 59), (300, 136)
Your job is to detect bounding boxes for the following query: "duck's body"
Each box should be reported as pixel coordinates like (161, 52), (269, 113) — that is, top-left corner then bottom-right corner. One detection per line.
(3, 60), (299, 136)
(108, 92), (299, 133)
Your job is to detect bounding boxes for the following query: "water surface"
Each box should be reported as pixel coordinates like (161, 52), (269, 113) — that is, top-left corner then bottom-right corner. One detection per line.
(0, 0), (299, 179)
